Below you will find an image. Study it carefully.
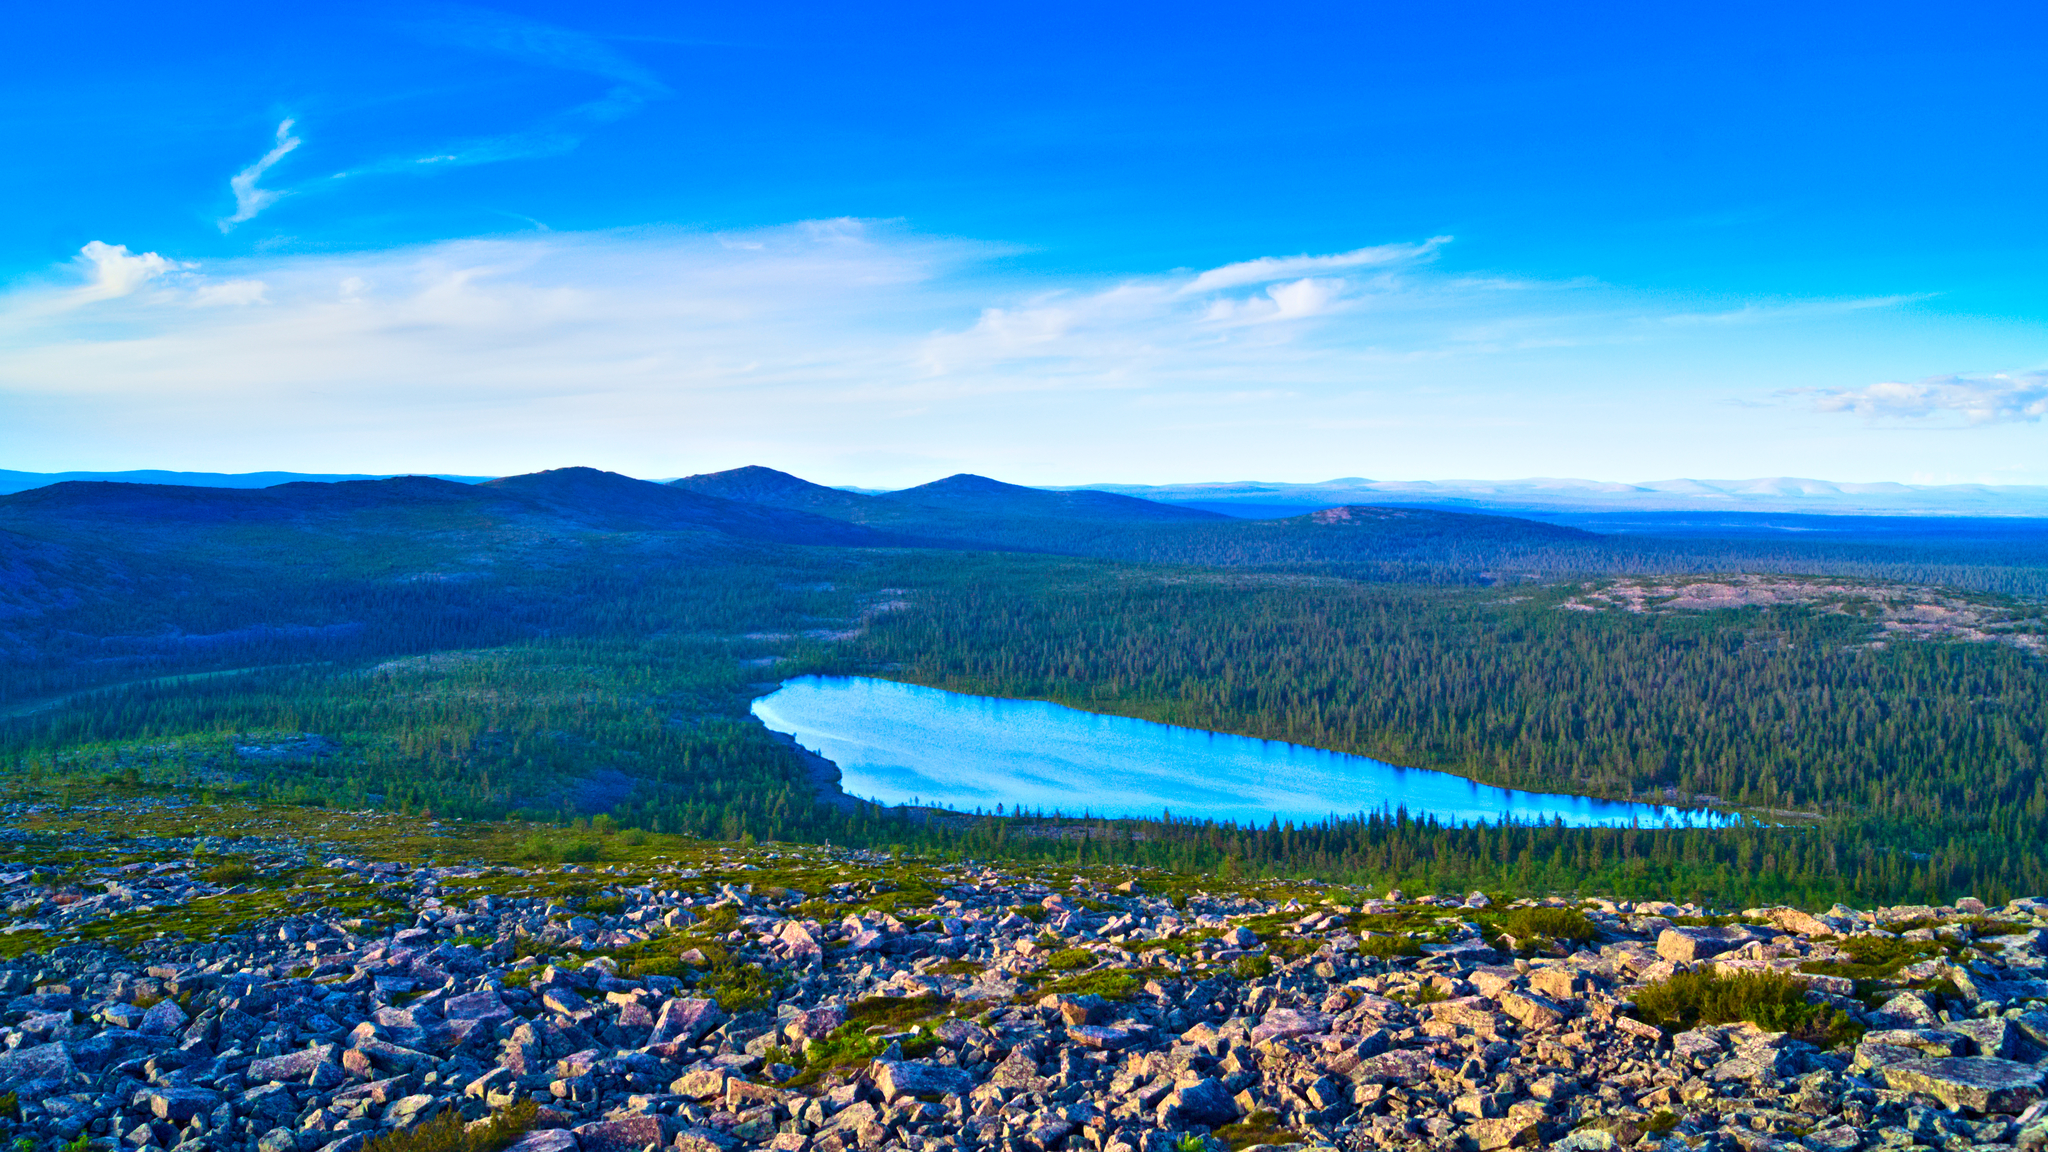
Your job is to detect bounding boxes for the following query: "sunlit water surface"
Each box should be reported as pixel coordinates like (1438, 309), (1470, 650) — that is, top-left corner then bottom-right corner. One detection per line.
(751, 676), (1728, 828)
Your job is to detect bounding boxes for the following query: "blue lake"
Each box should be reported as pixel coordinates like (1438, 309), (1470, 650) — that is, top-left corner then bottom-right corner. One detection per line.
(750, 675), (1731, 828)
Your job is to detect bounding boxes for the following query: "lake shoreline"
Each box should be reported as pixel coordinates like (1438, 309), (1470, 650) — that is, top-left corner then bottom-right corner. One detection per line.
(754, 674), (1737, 829)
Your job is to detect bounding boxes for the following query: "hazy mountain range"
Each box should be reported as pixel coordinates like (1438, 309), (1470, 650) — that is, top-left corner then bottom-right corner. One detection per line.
(6, 468), (2045, 517)
(1065, 477), (2048, 518)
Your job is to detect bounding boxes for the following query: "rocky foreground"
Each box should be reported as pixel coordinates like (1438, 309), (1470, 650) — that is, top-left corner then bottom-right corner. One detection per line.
(0, 824), (2046, 1152)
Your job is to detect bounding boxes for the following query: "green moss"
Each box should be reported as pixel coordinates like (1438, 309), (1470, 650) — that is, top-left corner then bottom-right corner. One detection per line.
(1043, 947), (1096, 971)
(1231, 954), (1274, 980)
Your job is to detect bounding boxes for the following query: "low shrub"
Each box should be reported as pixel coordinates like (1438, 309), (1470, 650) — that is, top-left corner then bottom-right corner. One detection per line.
(200, 862), (257, 886)
(1356, 934), (1424, 959)
(1232, 955), (1274, 980)
(1501, 906), (1598, 945)
(627, 956), (687, 979)
(1799, 936), (1947, 981)
(1396, 983), (1449, 1006)
(1044, 948), (1096, 971)
(699, 961), (780, 1014)
(1212, 1110), (1297, 1151)
(846, 994), (945, 1029)
(1029, 967), (1173, 1002)
(361, 1099), (537, 1152)
(1632, 969), (1858, 1046)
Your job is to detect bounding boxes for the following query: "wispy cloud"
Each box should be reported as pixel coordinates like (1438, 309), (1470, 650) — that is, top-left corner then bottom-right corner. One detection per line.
(0, 222), (2012, 482)
(1181, 237), (1452, 294)
(191, 279), (270, 307)
(1802, 372), (2048, 425)
(331, 7), (672, 176)
(209, 11), (674, 224)
(1658, 293), (1933, 326)
(220, 119), (301, 230)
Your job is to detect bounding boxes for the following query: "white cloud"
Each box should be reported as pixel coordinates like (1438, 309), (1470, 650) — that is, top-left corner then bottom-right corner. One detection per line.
(1205, 277), (1346, 325)
(1, 221), (2013, 485)
(73, 241), (180, 302)
(191, 279), (269, 307)
(1181, 236), (1450, 294)
(220, 119), (302, 230)
(1806, 372), (2048, 425)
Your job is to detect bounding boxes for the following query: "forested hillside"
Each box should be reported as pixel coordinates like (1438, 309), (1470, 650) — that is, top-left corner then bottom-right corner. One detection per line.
(0, 469), (2042, 907)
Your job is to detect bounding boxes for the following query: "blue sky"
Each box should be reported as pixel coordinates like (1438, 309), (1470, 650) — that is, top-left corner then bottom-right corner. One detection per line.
(3, 1), (2045, 485)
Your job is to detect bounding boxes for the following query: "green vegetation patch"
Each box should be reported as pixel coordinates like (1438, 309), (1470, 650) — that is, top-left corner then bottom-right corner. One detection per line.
(1632, 969), (1859, 1047)
(697, 960), (782, 1014)
(1042, 947), (1097, 971)
(1497, 906), (1598, 944)
(1798, 936), (1951, 982)
(1026, 966), (1175, 1002)
(1211, 1110), (1301, 1152)
(362, 1099), (537, 1152)
(1354, 934), (1424, 959)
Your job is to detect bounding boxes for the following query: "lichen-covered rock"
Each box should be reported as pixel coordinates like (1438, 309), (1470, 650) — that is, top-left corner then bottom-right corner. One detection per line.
(1880, 1056), (2046, 1114)
(1249, 1007), (1331, 1042)
(871, 1059), (974, 1102)
(1656, 925), (1763, 962)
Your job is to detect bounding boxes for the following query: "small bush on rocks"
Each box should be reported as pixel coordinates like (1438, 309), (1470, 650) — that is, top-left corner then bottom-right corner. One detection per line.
(1501, 906), (1597, 945)
(1212, 1110), (1296, 1151)
(1044, 947), (1096, 971)
(1232, 954), (1274, 980)
(363, 1099), (537, 1152)
(699, 960), (780, 1013)
(1356, 934), (1423, 959)
(848, 994), (945, 1029)
(201, 861), (257, 885)
(1633, 969), (1859, 1046)
(1799, 936), (1949, 981)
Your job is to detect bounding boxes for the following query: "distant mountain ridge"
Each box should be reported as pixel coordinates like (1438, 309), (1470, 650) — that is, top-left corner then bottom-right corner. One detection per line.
(0, 468), (491, 495)
(0, 468), (898, 551)
(1069, 476), (2048, 517)
(670, 466), (1223, 525)
(9, 467), (2046, 516)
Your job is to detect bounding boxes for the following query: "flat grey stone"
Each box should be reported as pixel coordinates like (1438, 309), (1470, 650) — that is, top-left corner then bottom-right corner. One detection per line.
(1881, 1056), (2046, 1114)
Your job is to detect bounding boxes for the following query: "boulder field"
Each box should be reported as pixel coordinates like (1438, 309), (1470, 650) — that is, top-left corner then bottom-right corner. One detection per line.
(0, 832), (2045, 1152)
